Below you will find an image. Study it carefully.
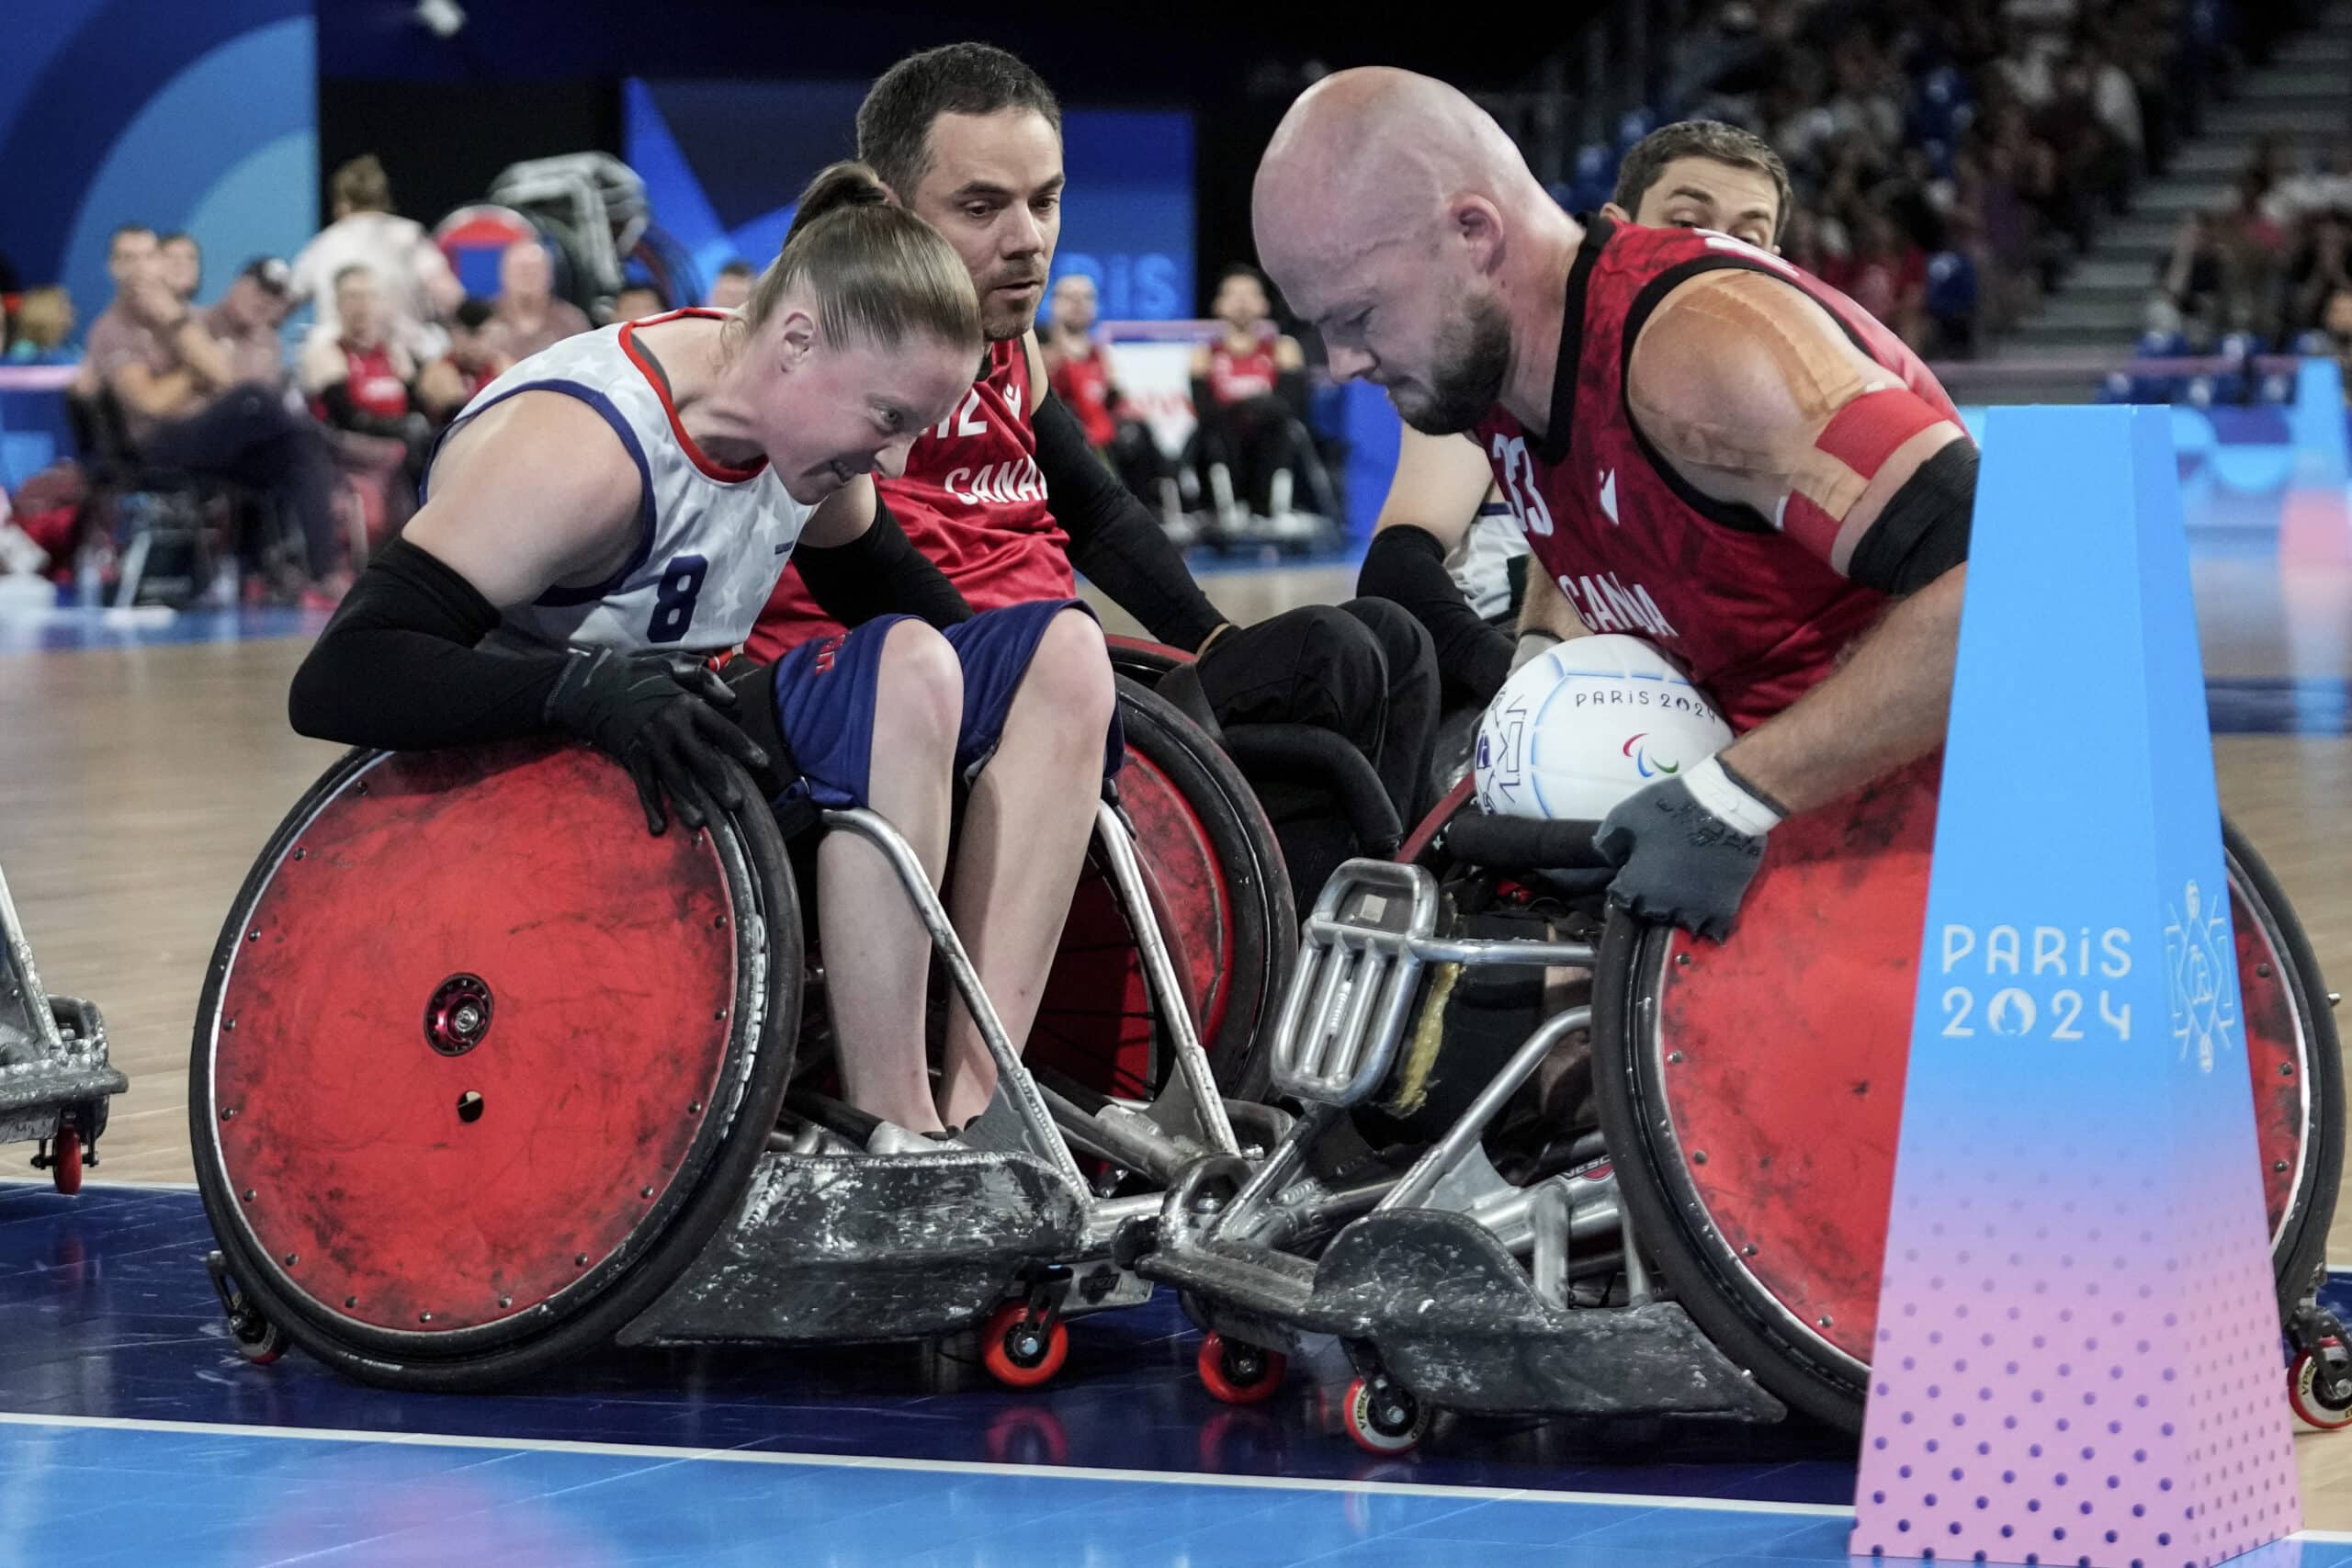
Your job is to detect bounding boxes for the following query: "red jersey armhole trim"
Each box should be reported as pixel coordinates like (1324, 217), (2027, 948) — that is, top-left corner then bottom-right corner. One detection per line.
(618, 310), (768, 484)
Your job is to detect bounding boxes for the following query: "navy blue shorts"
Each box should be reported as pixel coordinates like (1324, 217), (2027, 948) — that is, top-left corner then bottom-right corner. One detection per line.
(766, 600), (1125, 809)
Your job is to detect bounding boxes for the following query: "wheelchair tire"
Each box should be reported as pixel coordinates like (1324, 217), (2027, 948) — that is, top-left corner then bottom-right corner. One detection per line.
(1592, 763), (2343, 1434)
(1030, 678), (1295, 1102)
(189, 740), (800, 1392)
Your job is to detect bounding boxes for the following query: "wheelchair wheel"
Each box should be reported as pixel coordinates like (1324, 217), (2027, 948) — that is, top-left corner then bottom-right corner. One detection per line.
(1029, 678), (1295, 1101)
(1590, 757), (2344, 1431)
(189, 739), (799, 1391)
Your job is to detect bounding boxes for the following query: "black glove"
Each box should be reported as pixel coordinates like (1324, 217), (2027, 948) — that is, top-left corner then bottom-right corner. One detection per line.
(544, 648), (769, 835)
(1593, 755), (1784, 942)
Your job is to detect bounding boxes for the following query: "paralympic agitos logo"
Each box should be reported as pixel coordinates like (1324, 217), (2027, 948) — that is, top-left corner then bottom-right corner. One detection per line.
(1622, 733), (1684, 779)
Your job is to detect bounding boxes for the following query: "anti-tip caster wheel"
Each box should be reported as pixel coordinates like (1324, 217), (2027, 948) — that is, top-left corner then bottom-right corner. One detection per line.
(1197, 1332), (1285, 1405)
(982, 1301), (1069, 1390)
(33, 1115), (82, 1195)
(1343, 1374), (1430, 1455)
(206, 1252), (289, 1367)
(2290, 1339), (2352, 1431)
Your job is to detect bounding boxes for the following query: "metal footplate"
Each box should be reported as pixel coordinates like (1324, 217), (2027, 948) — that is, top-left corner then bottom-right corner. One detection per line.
(619, 1149), (1088, 1347)
(1, 866), (126, 1154)
(1309, 1210), (1783, 1420)
(1148, 1193), (1781, 1421)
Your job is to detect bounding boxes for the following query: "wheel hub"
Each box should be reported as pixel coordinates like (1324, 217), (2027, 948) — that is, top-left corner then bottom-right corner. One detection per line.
(424, 974), (494, 1057)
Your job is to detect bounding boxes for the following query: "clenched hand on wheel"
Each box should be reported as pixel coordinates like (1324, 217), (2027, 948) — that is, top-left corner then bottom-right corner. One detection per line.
(1593, 754), (1786, 942)
(545, 649), (769, 835)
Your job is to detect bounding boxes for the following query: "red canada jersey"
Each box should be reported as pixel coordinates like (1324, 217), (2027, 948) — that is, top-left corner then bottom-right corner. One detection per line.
(1049, 338), (1118, 447)
(337, 340), (410, 419)
(1205, 333), (1277, 406)
(751, 336), (1069, 657)
(1472, 216), (1964, 731)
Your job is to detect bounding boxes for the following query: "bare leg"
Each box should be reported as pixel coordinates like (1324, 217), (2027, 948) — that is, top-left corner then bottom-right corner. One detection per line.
(936, 610), (1118, 1124)
(819, 623), (960, 1132)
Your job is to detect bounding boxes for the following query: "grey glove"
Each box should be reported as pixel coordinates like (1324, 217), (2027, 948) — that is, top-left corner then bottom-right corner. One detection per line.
(1593, 755), (1783, 942)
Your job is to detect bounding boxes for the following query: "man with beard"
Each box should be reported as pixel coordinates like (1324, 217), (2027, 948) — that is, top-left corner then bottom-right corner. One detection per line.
(1360, 120), (1797, 717)
(752, 44), (1441, 896)
(1255, 70), (1974, 940)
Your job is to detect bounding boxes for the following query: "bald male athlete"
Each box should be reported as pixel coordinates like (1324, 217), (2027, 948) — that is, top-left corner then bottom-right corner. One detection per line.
(1360, 118), (1797, 715)
(1256, 71), (1973, 940)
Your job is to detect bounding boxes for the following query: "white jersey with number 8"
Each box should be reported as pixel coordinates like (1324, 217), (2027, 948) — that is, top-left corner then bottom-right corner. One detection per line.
(434, 309), (813, 658)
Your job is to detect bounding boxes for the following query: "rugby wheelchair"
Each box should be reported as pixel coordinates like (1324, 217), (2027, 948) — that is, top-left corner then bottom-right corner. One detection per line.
(1, 863), (125, 1195)
(190, 675), (1297, 1390)
(1143, 759), (2352, 1450)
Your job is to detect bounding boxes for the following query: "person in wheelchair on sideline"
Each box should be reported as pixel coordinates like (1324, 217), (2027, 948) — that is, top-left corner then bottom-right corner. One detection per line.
(748, 45), (1443, 898)
(1258, 76), (1974, 942)
(286, 163), (1120, 1154)
(1187, 263), (1325, 532)
(1357, 120), (1797, 739)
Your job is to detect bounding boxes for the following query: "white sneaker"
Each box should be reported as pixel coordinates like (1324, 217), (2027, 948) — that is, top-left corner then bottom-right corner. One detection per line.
(865, 1122), (966, 1156)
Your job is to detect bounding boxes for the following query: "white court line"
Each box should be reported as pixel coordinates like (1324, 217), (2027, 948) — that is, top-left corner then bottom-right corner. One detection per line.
(0, 1410), (1852, 1517)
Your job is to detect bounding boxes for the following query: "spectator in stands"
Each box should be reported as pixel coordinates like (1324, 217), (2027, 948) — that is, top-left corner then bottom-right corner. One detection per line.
(291, 154), (462, 362)
(415, 298), (509, 425)
(1189, 264), (1309, 522)
(2215, 170), (2291, 334)
(5, 288), (76, 364)
(2082, 24), (2145, 191)
(85, 243), (340, 592)
(206, 258), (298, 384)
(2033, 50), (2128, 240)
(612, 283), (664, 321)
(2157, 209), (2227, 337)
(2268, 138), (2352, 225)
(703, 259), (755, 310)
(2324, 287), (2352, 398)
(1835, 211), (1929, 349)
(158, 232), (201, 306)
(484, 240), (590, 363)
(2287, 216), (2352, 337)
(1042, 274), (1118, 457)
(1926, 210), (1984, 357)
(1044, 272), (1172, 507)
(301, 265), (430, 477)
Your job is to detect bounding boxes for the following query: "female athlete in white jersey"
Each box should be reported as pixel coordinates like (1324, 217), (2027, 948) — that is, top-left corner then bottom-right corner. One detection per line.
(290, 164), (1119, 1150)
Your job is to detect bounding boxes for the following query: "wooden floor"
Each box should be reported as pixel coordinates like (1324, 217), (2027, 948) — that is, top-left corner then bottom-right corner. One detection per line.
(1, 558), (2347, 1515)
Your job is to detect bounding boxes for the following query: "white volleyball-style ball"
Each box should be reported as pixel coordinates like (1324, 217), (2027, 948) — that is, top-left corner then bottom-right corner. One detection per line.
(1473, 634), (1734, 822)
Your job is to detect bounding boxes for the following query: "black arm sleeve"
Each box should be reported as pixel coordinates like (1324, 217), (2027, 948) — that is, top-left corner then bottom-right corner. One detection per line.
(1032, 391), (1227, 651)
(793, 491), (973, 629)
(1843, 440), (1975, 596)
(287, 537), (567, 749)
(1356, 525), (1514, 706)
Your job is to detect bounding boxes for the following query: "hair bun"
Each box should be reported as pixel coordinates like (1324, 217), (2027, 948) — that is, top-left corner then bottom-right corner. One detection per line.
(783, 162), (892, 246)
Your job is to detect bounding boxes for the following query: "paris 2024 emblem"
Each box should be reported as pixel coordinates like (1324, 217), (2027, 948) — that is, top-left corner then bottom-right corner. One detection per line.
(2165, 879), (2239, 1073)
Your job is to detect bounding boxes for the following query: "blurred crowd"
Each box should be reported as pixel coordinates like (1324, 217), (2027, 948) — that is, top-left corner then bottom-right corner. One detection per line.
(2153, 133), (2352, 351)
(0, 154), (752, 606)
(1657, 0), (2330, 357)
(5, 6), (2349, 601)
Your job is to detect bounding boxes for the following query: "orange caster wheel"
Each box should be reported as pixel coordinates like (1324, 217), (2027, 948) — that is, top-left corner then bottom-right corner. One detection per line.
(982, 1301), (1069, 1389)
(1342, 1374), (1430, 1455)
(1197, 1332), (1284, 1405)
(2290, 1340), (2352, 1431)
